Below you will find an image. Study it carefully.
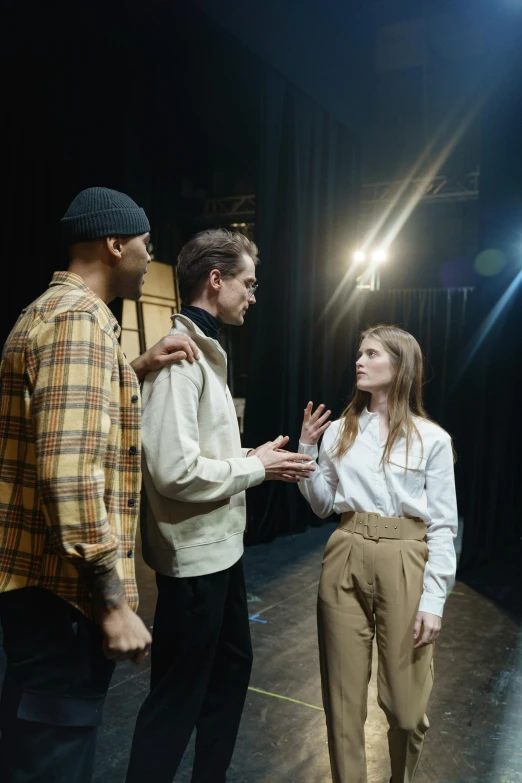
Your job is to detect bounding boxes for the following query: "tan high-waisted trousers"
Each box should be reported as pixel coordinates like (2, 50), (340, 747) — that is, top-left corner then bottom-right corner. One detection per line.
(317, 511), (434, 783)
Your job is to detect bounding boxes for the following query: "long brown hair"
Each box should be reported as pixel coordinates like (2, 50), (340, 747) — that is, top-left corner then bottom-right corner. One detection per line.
(333, 325), (430, 466)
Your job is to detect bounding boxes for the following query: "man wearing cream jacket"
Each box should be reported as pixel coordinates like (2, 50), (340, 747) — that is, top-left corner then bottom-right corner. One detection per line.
(126, 229), (313, 783)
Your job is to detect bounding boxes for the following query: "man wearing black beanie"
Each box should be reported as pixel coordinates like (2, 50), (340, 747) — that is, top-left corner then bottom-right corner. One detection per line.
(0, 187), (200, 783)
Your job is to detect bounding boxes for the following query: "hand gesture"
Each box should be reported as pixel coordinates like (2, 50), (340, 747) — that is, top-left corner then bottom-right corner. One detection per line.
(300, 402), (332, 446)
(251, 435), (315, 483)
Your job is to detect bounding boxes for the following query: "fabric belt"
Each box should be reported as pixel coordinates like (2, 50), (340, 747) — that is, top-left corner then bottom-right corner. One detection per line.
(340, 511), (427, 542)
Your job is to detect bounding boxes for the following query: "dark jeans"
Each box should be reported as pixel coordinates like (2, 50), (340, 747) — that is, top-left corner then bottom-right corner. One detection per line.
(0, 587), (115, 783)
(126, 557), (253, 783)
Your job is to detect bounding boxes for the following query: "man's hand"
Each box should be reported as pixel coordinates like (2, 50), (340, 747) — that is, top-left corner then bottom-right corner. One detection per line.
(300, 402), (332, 446)
(413, 611), (441, 649)
(250, 435), (315, 483)
(248, 436), (290, 457)
(100, 601), (152, 664)
(131, 335), (200, 382)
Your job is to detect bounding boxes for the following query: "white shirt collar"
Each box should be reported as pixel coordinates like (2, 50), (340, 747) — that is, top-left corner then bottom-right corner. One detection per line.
(359, 407), (378, 433)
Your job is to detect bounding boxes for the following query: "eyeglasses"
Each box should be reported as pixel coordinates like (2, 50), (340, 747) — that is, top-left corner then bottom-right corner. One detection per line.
(231, 275), (259, 300)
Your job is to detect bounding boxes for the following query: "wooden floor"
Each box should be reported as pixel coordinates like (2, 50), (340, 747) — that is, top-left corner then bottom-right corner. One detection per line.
(1, 525), (521, 782)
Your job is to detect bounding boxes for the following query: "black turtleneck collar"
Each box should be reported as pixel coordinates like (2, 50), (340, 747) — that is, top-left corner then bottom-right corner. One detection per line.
(180, 305), (223, 340)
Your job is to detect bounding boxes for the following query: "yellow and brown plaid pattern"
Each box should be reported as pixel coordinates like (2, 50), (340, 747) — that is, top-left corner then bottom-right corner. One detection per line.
(0, 272), (141, 620)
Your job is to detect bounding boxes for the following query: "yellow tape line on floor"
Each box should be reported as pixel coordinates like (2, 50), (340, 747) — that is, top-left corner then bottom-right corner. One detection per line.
(248, 686), (324, 711)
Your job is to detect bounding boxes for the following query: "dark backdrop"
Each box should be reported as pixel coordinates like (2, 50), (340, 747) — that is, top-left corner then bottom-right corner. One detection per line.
(242, 30), (522, 566)
(2, 0), (259, 343)
(3, 0), (521, 571)
(242, 68), (363, 544)
(454, 44), (522, 570)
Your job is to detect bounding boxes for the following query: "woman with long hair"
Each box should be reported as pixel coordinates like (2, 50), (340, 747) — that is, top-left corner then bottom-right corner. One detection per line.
(298, 325), (458, 783)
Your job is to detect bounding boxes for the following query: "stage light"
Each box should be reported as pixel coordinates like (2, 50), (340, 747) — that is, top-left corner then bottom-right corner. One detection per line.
(371, 248), (388, 264)
(353, 250), (366, 263)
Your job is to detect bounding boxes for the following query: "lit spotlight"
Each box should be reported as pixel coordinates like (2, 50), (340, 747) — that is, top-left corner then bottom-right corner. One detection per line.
(371, 248), (388, 264)
(353, 250), (366, 263)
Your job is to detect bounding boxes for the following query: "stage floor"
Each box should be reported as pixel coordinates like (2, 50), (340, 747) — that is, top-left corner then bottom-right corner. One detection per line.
(0, 524), (520, 782)
(90, 524), (521, 783)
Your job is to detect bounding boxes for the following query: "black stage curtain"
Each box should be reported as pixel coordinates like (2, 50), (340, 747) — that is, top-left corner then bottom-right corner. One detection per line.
(242, 70), (475, 547)
(2, 33), (154, 343)
(455, 46), (522, 570)
(242, 69), (361, 544)
(455, 271), (522, 570)
(245, 51), (522, 560)
(1, 1), (232, 345)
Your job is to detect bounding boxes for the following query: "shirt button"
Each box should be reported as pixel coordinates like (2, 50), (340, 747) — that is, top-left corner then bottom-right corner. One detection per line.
(129, 446), (137, 455)
(113, 324), (118, 331)
(128, 498), (135, 507)
(127, 549), (134, 558)
(131, 395), (139, 403)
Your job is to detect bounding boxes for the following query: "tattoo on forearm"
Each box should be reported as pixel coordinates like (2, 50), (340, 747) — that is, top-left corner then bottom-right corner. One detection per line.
(92, 568), (125, 608)
(72, 545), (125, 609)
(76, 564), (125, 609)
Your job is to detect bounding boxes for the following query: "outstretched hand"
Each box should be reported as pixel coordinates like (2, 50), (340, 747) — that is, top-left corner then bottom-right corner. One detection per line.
(300, 402), (332, 446)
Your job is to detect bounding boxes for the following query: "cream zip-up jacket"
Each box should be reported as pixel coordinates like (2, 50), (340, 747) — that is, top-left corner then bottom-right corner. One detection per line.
(139, 314), (265, 577)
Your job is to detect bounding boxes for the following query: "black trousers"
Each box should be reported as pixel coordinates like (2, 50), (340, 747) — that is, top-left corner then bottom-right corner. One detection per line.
(0, 587), (115, 783)
(126, 557), (253, 783)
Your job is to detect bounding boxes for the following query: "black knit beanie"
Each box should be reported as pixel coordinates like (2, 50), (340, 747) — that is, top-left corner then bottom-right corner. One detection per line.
(61, 187), (150, 246)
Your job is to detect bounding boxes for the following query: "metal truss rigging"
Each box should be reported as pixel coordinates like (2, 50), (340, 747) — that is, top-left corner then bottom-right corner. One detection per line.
(202, 170), (479, 224)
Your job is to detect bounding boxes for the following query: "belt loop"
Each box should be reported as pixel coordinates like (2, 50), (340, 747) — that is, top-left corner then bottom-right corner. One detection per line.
(341, 511), (357, 534)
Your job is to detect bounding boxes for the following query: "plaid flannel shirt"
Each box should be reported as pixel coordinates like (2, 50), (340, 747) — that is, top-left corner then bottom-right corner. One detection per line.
(0, 272), (141, 620)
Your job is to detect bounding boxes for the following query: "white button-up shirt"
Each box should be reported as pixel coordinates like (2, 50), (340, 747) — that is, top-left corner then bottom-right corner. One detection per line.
(298, 408), (458, 617)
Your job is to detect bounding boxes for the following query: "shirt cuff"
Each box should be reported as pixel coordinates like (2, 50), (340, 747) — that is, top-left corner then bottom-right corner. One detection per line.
(244, 455), (266, 487)
(72, 539), (119, 573)
(298, 441), (318, 458)
(418, 592), (445, 617)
